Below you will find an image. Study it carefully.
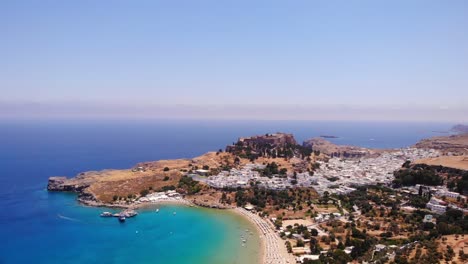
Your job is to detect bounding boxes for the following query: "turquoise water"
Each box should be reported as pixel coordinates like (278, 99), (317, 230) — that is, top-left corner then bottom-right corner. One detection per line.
(0, 120), (451, 263)
(3, 190), (260, 264)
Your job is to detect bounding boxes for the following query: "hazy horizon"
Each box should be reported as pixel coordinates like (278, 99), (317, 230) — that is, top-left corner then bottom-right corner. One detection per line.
(2, 1), (468, 121)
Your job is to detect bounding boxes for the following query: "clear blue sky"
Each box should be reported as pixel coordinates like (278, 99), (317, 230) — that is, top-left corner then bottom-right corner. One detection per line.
(1, 1), (467, 121)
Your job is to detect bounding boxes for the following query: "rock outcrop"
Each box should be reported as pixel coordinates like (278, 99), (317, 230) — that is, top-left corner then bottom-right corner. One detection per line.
(226, 133), (297, 152)
(47, 176), (91, 192)
(47, 175), (99, 205)
(302, 137), (374, 158)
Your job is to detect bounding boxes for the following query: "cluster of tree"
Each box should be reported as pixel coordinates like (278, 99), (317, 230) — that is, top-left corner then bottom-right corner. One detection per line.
(285, 241), (292, 253)
(447, 170), (468, 195)
(232, 186), (315, 211)
(112, 195), (129, 201)
(396, 240), (442, 264)
(234, 187), (294, 208)
(406, 208), (467, 243)
(257, 162), (288, 177)
(394, 164), (468, 195)
(280, 224), (312, 239)
(436, 208), (467, 235)
(160, 185), (176, 191)
(408, 195), (430, 208)
(140, 189), (150, 196)
(337, 187), (373, 214)
(177, 176), (201, 194)
(346, 231), (377, 260)
(393, 166), (443, 187)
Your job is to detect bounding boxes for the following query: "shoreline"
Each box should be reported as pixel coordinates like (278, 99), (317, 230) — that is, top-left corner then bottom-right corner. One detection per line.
(82, 195), (288, 264)
(87, 197), (267, 264)
(232, 207), (295, 264)
(79, 196), (195, 209)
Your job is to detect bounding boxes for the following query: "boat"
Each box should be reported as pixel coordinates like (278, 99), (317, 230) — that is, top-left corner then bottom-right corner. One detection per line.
(173, 212), (176, 215)
(121, 209), (137, 218)
(156, 209), (159, 213)
(118, 215), (126, 222)
(100, 212), (113, 217)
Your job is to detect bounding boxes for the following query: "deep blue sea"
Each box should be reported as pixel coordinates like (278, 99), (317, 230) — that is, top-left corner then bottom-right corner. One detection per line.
(0, 120), (453, 263)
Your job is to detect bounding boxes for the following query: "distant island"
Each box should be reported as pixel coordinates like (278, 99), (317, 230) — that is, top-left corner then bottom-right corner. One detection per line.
(48, 131), (468, 264)
(319, 135), (339, 139)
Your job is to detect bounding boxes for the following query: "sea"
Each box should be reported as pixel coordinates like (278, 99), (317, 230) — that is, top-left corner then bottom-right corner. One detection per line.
(0, 120), (453, 264)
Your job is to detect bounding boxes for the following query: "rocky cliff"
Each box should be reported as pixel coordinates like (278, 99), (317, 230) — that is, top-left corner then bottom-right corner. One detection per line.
(302, 137), (374, 158)
(226, 133), (297, 152)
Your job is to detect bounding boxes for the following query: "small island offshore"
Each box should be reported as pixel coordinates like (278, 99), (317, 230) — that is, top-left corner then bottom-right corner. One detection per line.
(48, 127), (468, 264)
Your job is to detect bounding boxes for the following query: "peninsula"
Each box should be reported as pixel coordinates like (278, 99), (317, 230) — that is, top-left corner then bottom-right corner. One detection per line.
(48, 131), (468, 264)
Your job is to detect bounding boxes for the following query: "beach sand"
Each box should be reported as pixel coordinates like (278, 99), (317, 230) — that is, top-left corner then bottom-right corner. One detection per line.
(232, 208), (295, 264)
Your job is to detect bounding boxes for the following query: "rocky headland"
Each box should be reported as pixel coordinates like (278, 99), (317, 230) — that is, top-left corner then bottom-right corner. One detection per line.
(451, 124), (468, 134)
(302, 137), (377, 158)
(413, 133), (468, 155)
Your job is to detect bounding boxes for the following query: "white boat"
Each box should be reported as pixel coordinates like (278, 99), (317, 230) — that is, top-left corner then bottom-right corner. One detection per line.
(156, 209), (159, 213)
(100, 212), (113, 217)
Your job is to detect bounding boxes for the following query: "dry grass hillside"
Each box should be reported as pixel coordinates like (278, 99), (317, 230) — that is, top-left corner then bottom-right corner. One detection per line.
(415, 156), (468, 170)
(83, 152), (245, 203)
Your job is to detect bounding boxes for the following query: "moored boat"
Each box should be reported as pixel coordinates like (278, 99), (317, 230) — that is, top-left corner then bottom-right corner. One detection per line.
(100, 212), (113, 217)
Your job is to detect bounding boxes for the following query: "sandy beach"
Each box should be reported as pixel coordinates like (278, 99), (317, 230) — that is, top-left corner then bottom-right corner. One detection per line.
(233, 208), (295, 264)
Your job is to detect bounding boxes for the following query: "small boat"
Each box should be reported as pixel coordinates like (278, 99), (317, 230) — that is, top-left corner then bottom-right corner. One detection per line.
(121, 210), (137, 217)
(173, 212), (176, 215)
(118, 216), (126, 222)
(100, 212), (113, 217)
(156, 209), (159, 213)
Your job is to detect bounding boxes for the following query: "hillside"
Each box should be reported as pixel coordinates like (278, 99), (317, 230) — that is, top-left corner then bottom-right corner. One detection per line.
(414, 134), (468, 155)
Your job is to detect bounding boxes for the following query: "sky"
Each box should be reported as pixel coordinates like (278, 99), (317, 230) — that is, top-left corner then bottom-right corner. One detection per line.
(1, 0), (468, 121)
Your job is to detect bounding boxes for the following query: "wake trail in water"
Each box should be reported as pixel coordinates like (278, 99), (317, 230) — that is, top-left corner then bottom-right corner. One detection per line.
(57, 214), (81, 222)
